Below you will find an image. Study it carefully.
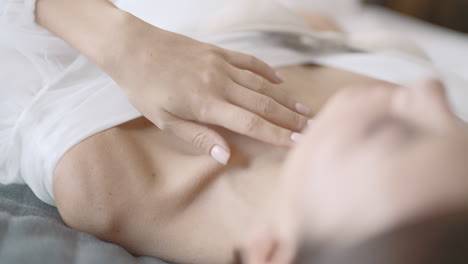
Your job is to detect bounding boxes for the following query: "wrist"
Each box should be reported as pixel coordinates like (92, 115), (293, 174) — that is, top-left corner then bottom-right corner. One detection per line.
(99, 11), (167, 87)
(85, 7), (137, 72)
(36, 0), (138, 75)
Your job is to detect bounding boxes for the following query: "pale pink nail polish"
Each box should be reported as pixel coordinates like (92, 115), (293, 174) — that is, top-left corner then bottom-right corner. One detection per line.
(290, 132), (302, 142)
(211, 145), (230, 165)
(295, 103), (311, 116)
(276, 71), (286, 82)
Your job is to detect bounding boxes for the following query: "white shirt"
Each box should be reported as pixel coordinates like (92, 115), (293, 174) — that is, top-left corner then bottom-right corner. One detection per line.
(1, 0), (466, 206)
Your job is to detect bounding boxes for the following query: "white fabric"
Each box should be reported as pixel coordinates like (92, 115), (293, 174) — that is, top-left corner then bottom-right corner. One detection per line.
(340, 5), (468, 77)
(0, 0), (131, 204)
(1, 0), (467, 206)
(0, 0), (76, 187)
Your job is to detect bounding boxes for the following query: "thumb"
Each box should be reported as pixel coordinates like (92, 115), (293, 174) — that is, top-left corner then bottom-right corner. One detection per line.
(160, 112), (231, 165)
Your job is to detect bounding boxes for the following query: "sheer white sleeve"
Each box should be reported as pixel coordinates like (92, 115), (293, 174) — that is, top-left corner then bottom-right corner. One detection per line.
(0, 0), (124, 197)
(0, 0), (119, 185)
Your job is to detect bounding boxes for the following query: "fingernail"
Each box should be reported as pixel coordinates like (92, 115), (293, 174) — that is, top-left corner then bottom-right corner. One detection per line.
(276, 71), (286, 82)
(295, 103), (311, 115)
(211, 145), (230, 165)
(290, 132), (302, 142)
(307, 119), (314, 126)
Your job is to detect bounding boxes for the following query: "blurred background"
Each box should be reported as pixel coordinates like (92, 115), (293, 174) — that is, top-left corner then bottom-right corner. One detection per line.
(365, 0), (468, 33)
(272, 0), (468, 77)
(278, 0), (468, 33)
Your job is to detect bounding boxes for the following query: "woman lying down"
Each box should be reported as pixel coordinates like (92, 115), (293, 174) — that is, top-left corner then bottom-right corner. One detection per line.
(2, 0), (468, 263)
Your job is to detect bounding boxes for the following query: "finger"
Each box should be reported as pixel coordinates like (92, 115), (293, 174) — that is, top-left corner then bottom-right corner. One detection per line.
(229, 66), (311, 116)
(199, 102), (296, 147)
(158, 111), (231, 165)
(226, 83), (309, 132)
(222, 49), (284, 84)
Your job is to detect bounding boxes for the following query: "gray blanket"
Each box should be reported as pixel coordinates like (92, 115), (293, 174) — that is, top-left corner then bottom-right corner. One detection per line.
(0, 184), (169, 264)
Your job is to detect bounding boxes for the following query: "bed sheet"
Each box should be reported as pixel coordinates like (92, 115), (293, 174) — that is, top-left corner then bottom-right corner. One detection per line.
(0, 184), (170, 264)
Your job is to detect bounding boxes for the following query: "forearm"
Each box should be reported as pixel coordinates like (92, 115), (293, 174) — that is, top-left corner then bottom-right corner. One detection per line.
(35, 0), (135, 71)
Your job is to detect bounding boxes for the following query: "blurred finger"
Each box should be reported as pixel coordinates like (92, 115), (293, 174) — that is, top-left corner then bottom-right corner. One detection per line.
(229, 67), (311, 116)
(226, 83), (309, 132)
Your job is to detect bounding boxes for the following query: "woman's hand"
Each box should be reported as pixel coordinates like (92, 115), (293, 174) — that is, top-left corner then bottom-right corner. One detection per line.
(108, 15), (311, 164)
(36, 0), (311, 164)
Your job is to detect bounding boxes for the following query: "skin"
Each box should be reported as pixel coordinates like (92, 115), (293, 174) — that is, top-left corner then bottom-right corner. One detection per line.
(244, 79), (468, 264)
(35, 0), (311, 165)
(53, 63), (384, 264)
(40, 2), (468, 264)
